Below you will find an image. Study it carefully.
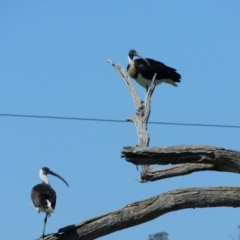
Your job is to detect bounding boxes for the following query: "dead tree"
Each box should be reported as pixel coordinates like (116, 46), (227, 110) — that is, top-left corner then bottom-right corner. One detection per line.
(40, 60), (240, 240)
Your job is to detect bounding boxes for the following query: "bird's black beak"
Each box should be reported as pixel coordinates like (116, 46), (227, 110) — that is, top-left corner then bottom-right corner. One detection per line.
(49, 170), (69, 187)
(134, 51), (150, 66)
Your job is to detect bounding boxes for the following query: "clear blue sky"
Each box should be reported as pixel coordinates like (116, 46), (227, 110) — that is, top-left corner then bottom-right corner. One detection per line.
(1, 1), (240, 240)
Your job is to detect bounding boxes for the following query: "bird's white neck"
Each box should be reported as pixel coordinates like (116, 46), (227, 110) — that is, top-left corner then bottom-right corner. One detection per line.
(128, 56), (134, 64)
(39, 169), (50, 185)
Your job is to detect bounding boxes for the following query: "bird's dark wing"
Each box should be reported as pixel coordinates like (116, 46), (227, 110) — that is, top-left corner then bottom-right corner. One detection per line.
(135, 58), (181, 82)
(31, 184), (57, 209)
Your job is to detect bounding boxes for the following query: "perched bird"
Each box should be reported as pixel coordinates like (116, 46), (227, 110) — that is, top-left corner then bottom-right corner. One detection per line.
(31, 167), (69, 239)
(127, 49), (181, 90)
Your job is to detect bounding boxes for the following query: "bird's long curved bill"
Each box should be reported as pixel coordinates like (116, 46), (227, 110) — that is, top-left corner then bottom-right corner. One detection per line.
(135, 52), (150, 66)
(49, 170), (69, 187)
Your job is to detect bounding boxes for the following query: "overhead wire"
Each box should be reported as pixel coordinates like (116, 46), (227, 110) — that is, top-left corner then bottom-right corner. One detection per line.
(0, 113), (239, 129)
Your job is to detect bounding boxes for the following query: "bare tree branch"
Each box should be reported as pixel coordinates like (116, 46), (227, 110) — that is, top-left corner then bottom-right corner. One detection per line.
(121, 145), (240, 181)
(42, 187), (240, 240)
(106, 59), (142, 110)
(144, 73), (156, 123)
(137, 163), (217, 182)
(106, 59), (157, 178)
(122, 145), (240, 168)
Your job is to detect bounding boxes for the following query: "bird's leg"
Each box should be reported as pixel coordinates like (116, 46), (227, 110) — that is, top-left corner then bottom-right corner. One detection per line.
(41, 213), (48, 239)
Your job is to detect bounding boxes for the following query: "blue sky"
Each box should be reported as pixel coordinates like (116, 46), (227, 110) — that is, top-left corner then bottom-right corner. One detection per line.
(1, 1), (240, 240)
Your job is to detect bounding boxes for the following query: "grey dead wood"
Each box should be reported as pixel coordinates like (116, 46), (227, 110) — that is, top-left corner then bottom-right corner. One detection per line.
(41, 187), (240, 240)
(35, 60), (240, 240)
(106, 59), (157, 178)
(106, 59), (142, 110)
(121, 145), (240, 182)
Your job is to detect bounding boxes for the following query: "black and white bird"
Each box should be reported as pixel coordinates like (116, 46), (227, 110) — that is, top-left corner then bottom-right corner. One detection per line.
(31, 167), (69, 238)
(127, 49), (181, 90)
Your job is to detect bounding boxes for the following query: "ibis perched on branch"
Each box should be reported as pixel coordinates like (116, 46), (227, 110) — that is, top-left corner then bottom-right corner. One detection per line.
(127, 49), (181, 90)
(31, 167), (69, 238)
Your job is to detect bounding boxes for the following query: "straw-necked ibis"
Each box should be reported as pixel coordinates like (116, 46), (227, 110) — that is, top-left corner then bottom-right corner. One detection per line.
(127, 49), (181, 90)
(31, 167), (69, 238)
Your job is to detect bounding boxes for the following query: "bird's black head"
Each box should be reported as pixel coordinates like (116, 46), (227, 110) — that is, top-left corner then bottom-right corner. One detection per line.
(41, 167), (50, 174)
(40, 167), (69, 187)
(128, 49), (139, 60)
(128, 49), (150, 66)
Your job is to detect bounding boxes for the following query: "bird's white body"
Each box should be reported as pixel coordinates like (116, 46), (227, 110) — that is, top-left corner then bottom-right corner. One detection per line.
(135, 73), (177, 88)
(36, 201), (54, 214)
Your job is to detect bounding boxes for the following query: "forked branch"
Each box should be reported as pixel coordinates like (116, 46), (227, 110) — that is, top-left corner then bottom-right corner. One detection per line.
(121, 145), (240, 182)
(107, 59), (157, 178)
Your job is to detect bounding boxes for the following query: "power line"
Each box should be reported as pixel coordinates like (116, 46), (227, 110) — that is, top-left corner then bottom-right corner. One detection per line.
(0, 113), (239, 129)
